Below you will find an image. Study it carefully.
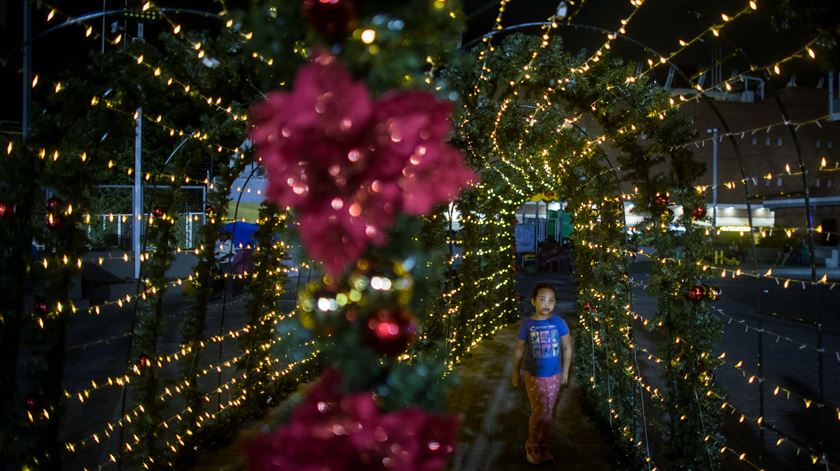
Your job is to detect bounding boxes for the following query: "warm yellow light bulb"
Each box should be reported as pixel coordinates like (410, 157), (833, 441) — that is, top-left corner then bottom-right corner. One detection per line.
(361, 29), (376, 44)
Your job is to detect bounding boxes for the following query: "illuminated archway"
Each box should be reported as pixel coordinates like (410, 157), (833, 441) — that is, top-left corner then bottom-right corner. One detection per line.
(444, 32), (720, 468)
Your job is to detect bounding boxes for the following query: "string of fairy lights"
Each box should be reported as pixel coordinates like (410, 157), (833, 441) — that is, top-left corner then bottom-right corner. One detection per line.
(573, 282), (664, 468)
(485, 1), (822, 176)
(138, 351), (320, 469)
(633, 342), (830, 467)
(459, 2), (682, 446)
(677, 113), (837, 150)
(8, 2), (376, 469)
(97, 348), (319, 469)
(582, 236), (840, 292)
(625, 276), (840, 362)
(36, 315), (274, 428)
(25, 5), (238, 125)
(576, 277), (831, 470)
(9, 0), (834, 468)
(623, 279), (840, 466)
(572, 190), (840, 462)
(33, 1), (253, 120)
(58, 295), (307, 463)
(454, 1), (835, 469)
(27, 254), (297, 323)
(64, 337), (267, 453)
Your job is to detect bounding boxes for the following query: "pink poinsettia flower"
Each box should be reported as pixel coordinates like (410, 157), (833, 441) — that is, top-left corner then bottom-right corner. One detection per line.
(295, 201), (369, 277)
(400, 141), (476, 215)
(367, 90), (454, 181)
(244, 370), (459, 471)
(250, 53), (374, 211)
(251, 54), (476, 275)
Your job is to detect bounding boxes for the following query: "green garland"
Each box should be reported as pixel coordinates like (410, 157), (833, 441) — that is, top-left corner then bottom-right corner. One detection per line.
(446, 32), (721, 469)
(130, 188), (179, 465)
(235, 202), (289, 416)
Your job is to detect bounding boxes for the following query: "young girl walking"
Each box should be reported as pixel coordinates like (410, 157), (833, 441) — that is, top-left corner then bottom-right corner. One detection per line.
(511, 282), (573, 464)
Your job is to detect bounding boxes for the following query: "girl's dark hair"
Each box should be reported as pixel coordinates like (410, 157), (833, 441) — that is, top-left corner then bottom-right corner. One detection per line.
(531, 283), (557, 300)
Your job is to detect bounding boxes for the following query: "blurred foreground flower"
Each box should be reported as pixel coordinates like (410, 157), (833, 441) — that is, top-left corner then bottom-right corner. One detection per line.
(250, 53), (475, 275)
(244, 369), (459, 471)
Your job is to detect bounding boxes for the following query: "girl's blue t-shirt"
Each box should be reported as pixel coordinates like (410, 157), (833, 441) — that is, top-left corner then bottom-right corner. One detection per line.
(518, 315), (570, 377)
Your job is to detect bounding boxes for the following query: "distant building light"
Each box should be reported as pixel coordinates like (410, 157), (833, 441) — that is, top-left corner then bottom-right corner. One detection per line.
(720, 226), (752, 232)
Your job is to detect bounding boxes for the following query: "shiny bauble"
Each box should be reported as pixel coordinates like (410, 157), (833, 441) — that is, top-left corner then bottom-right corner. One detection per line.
(0, 201), (14, 219)
(299, 285), (348, 335)
(136, 354), (152, 368)
(704, 285), (722, 302)
(46, 196), (62, 211)
(361, 308), (416, 356)
(302, 0), (357, 41)
(653, 193), (669, 206)
(691, 206), (707, 219)
(23, 393), (41, 412)
(687, 286), (705, 302)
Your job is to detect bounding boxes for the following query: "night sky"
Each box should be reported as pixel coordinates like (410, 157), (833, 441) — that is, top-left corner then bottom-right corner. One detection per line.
(0, 0), (823, 127)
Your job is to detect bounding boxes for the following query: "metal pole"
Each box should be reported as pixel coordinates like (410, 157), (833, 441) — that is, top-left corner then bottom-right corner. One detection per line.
(22, 0), (32, 142)
(709, 128), (719, 229)
(133, 108), (142, 279)
(101, 0), (106, 53)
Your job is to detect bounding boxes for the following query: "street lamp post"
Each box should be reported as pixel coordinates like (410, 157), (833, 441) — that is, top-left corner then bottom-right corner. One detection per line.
(708, 128), (719, 228)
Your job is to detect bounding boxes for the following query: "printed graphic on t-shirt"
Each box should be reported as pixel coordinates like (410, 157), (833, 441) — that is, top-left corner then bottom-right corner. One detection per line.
(529, 325), (560, 360)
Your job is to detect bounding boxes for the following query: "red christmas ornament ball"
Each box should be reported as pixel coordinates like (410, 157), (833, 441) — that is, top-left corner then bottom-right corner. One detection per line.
(582, 302), (593, 312)
(34, 300), (49, 315)
(362, 308), (416, 356)
(654, 193), (669, 206)
(302, 0), (357, 40)
(687, 286), (705, 302)
(0, 201), (14, 219)
(152, 207), (166, 218)
(23, 393), (40, 412)
(46, 196), (62, 211)
(136, 354), (152, 368)
(692, 206), (707, 219)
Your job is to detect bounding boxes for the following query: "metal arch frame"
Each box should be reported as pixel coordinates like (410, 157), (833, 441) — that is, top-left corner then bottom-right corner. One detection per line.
(672, 4), (828, 466)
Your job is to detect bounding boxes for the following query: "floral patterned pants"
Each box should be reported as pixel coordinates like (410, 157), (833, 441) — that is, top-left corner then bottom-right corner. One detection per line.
(523, 372), (561, 455)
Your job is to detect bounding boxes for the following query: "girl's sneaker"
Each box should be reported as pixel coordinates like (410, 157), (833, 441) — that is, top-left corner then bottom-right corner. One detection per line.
(525, 442), (541, 464)
(539, 446), (554, 462)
